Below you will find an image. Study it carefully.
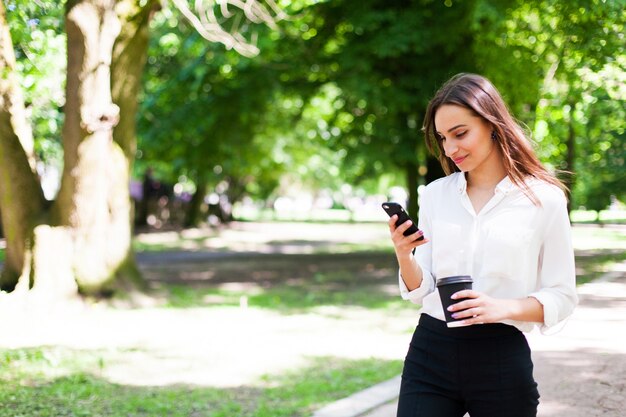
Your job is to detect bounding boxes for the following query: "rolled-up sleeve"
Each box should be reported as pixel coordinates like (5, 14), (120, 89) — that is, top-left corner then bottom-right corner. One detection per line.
(528, 193), (578, 334)
(399, 189), (436, 304)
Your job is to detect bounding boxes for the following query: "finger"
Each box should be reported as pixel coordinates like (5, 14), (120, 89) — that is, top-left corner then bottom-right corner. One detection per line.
(447, 299), (473, 312)
(395, 219), (414, 235)
(458, 315), (487, 326)
(407, 237), (428, 251)
(408, 228), (424, 238)
(451, 290), (479, 301)
(451, 307), (482, 320)
(399, 230), (423, 245)
(388, 215), (398, 230)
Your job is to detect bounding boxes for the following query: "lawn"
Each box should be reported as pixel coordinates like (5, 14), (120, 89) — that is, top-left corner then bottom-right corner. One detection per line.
(0, 221), (624, 416)
(0, 347), (402, 417)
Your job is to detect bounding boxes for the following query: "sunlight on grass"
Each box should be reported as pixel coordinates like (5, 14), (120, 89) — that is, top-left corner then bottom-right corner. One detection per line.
(0, 347), (402, 417)
(135, 223), (626, 312)
(570, 209), (626, 224)
(571, 226), (626, 251)
(160, 281), (410, 313)
(575, 251), (626, 285)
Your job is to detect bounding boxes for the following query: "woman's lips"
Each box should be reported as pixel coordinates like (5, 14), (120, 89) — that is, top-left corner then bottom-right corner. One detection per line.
(453, 156), (466, 164)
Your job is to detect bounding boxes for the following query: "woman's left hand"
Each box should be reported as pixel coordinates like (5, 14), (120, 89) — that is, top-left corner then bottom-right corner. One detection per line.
(446, 290), (513, 325)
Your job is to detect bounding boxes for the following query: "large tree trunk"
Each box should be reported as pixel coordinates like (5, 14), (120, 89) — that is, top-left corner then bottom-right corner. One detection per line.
(42, 0), (141, 295)
(108, 0), (160, 286)
(0, 0), (157, 298)
(0, 2), (46, 291)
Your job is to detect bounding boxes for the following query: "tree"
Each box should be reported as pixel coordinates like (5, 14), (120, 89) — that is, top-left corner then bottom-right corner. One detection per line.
(496, 0), (626, 211)
(295, 0), (482, 218)
(0, 0), (283, 297)
(301, 0), (625, 217)
(138, 17), (287, 225)
(0, 0), (47, 291)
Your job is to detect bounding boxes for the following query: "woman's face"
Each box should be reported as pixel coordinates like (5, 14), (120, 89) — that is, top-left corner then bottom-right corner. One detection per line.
(434, 104), (499, 174)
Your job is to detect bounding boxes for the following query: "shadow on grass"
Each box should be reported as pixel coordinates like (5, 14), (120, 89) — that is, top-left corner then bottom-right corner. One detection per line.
(141, 252), (408, 313)
(0, 348), (402, 417)
(575, 249), (626, 285)
(138, 248), (626, 313)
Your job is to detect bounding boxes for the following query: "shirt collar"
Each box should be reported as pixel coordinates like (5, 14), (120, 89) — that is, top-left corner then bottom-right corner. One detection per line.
(456, 172), (467, 194)
(455, 172), (515, 195)
(495, 175), (515, 194)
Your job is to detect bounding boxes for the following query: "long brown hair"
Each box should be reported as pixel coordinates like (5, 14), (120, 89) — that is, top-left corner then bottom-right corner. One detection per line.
(423, 73), (566, 205)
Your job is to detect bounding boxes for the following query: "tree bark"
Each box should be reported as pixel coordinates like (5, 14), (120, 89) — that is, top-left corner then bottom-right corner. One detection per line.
(185, 176), (208, 227)
(0, 0), (158, 298)
(46, 0), (139, 295)
(108, 0), (160, 287)
(0, 2), (46, 290)
(405, 160), (419, 220)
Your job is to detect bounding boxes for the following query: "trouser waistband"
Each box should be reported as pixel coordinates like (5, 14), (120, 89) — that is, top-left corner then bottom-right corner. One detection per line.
(418, 313), (521, 339)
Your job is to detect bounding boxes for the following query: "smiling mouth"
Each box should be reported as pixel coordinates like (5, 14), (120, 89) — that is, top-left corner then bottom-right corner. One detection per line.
(452, 156), (467, 164)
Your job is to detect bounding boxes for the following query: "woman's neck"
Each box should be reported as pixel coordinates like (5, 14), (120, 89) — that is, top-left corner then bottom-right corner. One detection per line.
(466, 151), (507, 191)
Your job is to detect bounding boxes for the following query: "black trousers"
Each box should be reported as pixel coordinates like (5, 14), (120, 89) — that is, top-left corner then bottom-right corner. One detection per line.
(397, 314), (539, 417)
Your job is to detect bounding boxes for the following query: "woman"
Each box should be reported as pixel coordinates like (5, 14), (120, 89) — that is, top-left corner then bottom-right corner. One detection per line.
(388, 73), (578, 417)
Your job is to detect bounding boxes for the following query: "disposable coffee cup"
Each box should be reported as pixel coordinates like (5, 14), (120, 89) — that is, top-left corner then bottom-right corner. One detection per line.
(436, 275), (473, 328)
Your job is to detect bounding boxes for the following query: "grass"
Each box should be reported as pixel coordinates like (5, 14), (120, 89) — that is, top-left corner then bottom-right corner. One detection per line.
(139, 223), (625, 312)
(575, 250), (626, 285)
(571, 226), (626, 250)
(0, 347), (402, 417)
(0, 220), (624, 416)
(570, 209), (626, 224)
(161, 280), (408, 312)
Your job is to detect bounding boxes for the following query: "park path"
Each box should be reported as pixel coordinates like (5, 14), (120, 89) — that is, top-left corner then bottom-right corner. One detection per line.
(347, 263), (626, 417)
(0, 222), (624, 416)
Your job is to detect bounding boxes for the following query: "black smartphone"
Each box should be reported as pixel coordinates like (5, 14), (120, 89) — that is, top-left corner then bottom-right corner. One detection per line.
(382, 202), (424, 240)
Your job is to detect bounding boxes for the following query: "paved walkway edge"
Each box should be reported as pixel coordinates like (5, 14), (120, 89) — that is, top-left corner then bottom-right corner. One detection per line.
(311, 375), (401, 417)
(311, 261), (626, 417)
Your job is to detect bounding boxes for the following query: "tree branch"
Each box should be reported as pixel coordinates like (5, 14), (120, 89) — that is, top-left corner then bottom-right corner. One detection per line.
(170, 0), (286, 57)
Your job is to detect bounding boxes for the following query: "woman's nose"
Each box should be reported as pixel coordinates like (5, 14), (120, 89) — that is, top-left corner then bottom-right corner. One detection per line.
(443, 141), (457, 157)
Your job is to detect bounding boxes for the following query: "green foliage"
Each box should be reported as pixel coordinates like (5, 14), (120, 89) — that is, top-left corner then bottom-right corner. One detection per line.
(138, 6), (302, 203)
(5, 0), (65, 165)
(511, 0), (626, 208)
(300, 0), (481, 178)
(10, 0), (624, 214)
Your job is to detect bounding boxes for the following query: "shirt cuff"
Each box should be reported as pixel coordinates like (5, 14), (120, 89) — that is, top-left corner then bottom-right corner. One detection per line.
(399, 268), (434, 304)
(528, 292), (563, 335)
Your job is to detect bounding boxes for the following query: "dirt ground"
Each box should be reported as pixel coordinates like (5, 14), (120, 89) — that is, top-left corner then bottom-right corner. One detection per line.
(362, 272), (626, 417)
(527, 275), (626, 417)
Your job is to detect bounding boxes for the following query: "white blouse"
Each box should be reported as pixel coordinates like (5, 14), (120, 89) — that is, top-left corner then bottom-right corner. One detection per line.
(399, 172), (578, 334)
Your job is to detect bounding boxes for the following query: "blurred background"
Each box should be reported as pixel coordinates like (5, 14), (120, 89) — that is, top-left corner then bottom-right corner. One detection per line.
(0, 0), (624, 416)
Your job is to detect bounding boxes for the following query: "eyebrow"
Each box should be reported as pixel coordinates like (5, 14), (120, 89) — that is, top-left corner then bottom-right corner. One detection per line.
(446, 124), (467, 133)
(436, 124), (467, 136)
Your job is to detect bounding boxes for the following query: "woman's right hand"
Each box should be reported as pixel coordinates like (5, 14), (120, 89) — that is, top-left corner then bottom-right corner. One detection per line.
(388, 215), (428, 259)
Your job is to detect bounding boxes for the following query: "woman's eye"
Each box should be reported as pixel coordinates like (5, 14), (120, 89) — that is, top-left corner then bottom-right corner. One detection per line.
(455, 131), (467, 138)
